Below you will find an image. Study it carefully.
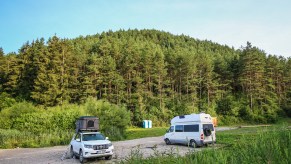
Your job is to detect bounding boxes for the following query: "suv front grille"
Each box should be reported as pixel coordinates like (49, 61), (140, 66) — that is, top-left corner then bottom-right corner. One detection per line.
(93, 144), (109, 150)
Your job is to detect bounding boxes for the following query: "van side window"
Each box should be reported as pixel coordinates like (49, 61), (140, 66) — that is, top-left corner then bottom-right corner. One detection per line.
(184, 125), (199, 132)
(203, 124), (214, 131)
(175, 125), (183, 132)
(169, 126), (174, 132)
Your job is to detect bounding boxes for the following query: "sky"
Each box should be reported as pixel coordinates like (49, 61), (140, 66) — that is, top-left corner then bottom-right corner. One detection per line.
(0, 0), (290, 57)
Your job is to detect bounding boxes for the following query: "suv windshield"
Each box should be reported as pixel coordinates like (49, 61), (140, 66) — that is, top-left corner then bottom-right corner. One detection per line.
(82, 133), (105, 141)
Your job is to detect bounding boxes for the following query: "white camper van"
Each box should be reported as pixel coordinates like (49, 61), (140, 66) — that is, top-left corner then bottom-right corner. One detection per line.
(164, 113), (216, 148)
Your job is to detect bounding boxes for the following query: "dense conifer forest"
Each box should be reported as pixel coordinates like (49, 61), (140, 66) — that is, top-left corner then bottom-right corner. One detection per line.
(1, 29), (291, 125)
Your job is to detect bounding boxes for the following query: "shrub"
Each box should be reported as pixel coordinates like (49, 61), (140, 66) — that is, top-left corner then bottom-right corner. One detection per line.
(0, 101), (37, 129)
(84, 98), (131, 140)
(0, 92), (16, 111)
(13, 105), (81, 134)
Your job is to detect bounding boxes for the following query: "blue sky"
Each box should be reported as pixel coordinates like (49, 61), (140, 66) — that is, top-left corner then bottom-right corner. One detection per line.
(0, 0), (290, 57)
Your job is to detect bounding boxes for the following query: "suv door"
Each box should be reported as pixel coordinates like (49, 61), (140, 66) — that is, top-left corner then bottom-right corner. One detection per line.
(72, 133), (82, 154)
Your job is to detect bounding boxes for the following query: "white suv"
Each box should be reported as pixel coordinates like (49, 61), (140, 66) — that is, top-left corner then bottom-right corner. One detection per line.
(69, 132), (114, 163)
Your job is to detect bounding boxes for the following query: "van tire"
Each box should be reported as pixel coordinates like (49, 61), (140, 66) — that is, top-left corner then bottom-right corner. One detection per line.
(190, 140), (197, 148)
(165, 138), (171, 145)
(204, 128), (212, 136)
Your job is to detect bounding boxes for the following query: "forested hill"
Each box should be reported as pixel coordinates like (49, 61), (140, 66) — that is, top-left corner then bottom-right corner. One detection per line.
(0, 29), (290, 125)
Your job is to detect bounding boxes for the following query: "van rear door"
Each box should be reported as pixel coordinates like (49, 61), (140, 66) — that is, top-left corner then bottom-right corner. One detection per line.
(202, 124), (215, 143)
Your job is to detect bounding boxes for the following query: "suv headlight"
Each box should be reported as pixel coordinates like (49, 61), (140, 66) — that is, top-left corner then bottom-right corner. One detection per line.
(84, 144), (93, 149)
(108, 143), (112, 147)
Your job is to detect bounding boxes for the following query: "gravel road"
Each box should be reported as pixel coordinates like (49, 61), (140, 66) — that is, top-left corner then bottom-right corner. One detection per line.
(0, 127), (234, 164)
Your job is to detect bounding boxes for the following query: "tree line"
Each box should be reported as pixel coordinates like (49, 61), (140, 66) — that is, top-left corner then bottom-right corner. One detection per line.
(0, 29), (290, 125)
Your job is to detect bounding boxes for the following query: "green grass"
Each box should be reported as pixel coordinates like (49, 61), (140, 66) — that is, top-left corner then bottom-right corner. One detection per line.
(121, 125), (291, 164)
(125, 127), (168, 140)
(0, 127), (168, 149)
(1, 117), (290, 151)
(0, 129), (75, 148)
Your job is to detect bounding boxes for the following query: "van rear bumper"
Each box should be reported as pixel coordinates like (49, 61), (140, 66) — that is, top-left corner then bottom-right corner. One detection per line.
(201, 140), (216, 145)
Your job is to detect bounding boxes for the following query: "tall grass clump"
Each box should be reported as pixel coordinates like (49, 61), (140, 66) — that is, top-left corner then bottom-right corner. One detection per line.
(0, 129), (75, 148)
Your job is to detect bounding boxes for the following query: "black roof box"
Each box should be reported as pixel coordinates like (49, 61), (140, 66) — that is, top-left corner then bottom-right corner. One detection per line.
(76, 116), (99, 133)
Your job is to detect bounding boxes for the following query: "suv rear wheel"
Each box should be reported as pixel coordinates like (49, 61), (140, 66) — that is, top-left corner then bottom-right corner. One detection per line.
(69, 146), (74, 158)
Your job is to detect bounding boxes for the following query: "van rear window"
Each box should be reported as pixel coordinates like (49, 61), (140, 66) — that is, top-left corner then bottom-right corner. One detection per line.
(203, 124), (214, 131)
(184, 125), (199, 132)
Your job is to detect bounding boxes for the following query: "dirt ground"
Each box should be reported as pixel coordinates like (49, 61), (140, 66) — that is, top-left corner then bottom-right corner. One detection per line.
(0, 127), (234, 164)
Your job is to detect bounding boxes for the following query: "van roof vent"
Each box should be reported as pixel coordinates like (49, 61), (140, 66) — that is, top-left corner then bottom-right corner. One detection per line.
(179, 115), (185, 119)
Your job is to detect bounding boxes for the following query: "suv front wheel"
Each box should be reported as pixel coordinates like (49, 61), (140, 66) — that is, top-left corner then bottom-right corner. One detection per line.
(79, 149), (86, 163)
(105, 155), (112, 160)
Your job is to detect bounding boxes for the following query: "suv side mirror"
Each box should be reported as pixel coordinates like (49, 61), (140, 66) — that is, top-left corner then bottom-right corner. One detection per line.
(105, 137), (109, 140)
(76, 138), (81, 142)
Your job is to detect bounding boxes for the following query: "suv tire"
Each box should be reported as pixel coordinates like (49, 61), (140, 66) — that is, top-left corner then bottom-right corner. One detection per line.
(105, 155), (112, 160)
(69, 146), (74, 158)
(79, 149), (86, 163)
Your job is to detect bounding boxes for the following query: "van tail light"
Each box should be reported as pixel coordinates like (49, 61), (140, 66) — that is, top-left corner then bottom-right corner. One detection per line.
(200, 133), (204, 140)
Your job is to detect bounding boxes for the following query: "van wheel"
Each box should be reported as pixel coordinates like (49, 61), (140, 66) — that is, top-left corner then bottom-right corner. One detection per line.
(190, 140), (197, 148)
(165, 138), (171, 145)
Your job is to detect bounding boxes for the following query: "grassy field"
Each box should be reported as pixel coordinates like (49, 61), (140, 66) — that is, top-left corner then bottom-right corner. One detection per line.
(125, 127), (168, 140)
(121, 120), (291, 164)
(0, 127), (168, 149)
(0, 118), (291, 163)
(0, 129), (74, 148)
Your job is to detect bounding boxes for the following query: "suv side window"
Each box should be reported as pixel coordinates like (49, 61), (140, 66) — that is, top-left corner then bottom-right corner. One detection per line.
(75, 133), (81, 141)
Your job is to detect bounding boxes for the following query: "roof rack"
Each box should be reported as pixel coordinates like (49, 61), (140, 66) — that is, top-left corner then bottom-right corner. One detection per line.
(78, 129), (99, 133)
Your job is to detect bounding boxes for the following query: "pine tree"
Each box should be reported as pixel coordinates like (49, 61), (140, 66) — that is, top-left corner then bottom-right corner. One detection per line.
(239, 42), (266, 113)
(0, 47), (5, 92)
(3, 53), (20, 96)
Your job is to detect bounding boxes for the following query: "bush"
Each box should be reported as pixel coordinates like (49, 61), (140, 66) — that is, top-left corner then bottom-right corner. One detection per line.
(13, 104), (81, 134)
(0, 101), (37, 129)
(0, 92), (16, 111)
(218, 115), (241, 126)
(84, 98), (131, 140)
